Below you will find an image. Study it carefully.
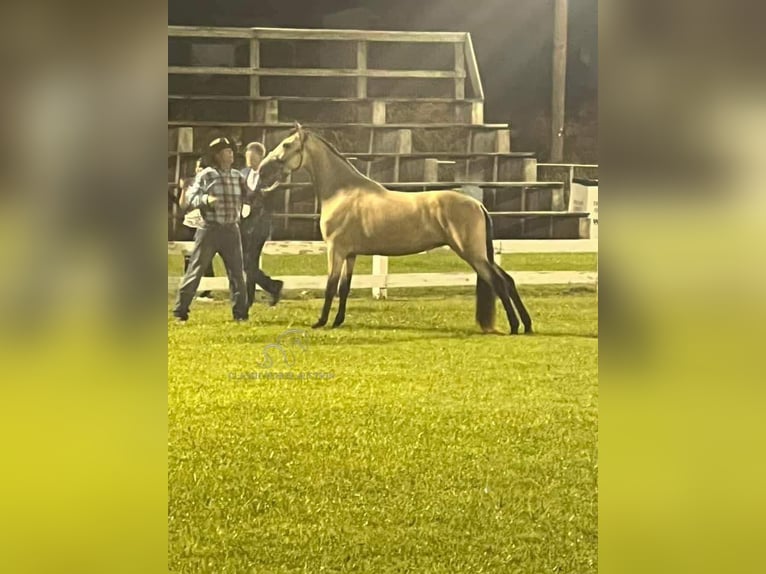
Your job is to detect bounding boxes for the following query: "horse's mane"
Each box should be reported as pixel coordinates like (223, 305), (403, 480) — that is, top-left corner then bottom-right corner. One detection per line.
(299, 129), (370, 179)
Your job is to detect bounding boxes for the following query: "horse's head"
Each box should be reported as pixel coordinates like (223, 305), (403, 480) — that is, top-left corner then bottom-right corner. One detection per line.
(258, 122), (307, 192)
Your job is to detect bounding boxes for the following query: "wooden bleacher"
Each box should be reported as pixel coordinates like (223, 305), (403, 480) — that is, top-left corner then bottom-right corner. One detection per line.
(167, 26), (595, 241)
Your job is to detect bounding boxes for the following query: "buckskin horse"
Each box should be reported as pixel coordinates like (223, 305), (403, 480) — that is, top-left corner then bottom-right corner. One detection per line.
(257, 123), (532, 335)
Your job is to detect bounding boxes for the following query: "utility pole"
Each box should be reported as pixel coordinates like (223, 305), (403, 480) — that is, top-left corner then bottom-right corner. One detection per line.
(550, 0), (568, 162)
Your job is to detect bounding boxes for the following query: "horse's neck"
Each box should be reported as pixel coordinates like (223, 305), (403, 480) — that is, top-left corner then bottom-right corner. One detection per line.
(306, 138), (371, 202)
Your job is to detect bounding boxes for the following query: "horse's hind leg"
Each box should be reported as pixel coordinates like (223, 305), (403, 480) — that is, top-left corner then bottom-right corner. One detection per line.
(497, 267), (533, 333)
(313, 245), (344, 329)
(332, 255), (356, 328)
(475, 260), (521, 335)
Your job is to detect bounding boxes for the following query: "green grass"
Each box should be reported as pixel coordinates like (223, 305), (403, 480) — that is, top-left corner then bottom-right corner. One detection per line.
(168, 258), (598, 573)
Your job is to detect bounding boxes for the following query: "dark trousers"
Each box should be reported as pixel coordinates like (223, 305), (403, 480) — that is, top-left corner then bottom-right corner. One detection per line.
(174, 223), (248, 320)
(183, 255), (214, 297)
(240, 212), (280, 308)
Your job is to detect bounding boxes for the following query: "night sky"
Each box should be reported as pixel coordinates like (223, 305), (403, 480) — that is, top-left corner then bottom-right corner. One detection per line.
(169, 0), (597, 158)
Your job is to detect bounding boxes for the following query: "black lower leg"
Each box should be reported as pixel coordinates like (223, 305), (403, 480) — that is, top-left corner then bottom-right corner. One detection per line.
(333, 256), (356, 328)
(490, 268), (520, 334)
(498, 267), (532, 333)
(313, 274), (340, 328)
(332, 279), (351, 327)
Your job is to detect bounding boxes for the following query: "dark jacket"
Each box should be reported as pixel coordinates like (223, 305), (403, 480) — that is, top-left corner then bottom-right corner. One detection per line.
(240, 167), (267, 212)
(239, 167), (272, 240)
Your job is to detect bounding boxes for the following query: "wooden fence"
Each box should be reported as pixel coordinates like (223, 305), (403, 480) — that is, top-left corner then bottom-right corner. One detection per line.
(167, 239), (597, 298)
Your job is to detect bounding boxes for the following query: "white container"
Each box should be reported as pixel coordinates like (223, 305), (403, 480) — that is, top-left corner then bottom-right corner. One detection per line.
(570, 178), (598, 239)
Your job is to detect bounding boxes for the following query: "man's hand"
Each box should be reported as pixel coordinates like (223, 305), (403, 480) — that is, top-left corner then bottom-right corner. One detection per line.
(241, 204), (251, 218)
(204, 195), (218, 207)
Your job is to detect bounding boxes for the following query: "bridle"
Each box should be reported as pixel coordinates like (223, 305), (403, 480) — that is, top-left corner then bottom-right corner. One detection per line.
(273, 131), (306, 175)
(291, 131), (307, 172)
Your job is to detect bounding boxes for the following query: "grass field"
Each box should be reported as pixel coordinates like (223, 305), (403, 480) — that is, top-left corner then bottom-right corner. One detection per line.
(168, 253), (598, 573)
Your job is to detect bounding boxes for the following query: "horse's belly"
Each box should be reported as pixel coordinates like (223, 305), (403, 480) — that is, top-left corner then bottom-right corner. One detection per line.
(355, 221), (445, 255)
(322, 191), (451, 255)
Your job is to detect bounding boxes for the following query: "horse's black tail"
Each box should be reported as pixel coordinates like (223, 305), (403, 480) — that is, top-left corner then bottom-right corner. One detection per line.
(476, 206), (497, 332)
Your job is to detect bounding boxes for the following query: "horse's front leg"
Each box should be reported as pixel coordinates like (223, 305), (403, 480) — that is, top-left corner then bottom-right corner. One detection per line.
(313, 245), (344, 329)
(332, 255), (357, 328)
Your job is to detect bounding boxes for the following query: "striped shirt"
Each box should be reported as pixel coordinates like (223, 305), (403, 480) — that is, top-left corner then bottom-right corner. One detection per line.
(185, 167), (246, 226)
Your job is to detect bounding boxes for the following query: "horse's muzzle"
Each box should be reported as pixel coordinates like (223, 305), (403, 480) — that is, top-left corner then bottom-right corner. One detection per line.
(257, 158), (284, 192)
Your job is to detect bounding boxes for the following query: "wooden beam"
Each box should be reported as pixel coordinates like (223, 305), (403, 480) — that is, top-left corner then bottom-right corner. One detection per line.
(550, 0), (568, 162)
(169, 238), (598, 256)
(168, 121), (508, 128)
(537, 163), (599, 168)
(264, 208), (584, 217)
(248, 28), (466, 43)
(168, 95), (483, 103)
(170, 149), (536, 159)
(464, 33), (485, 100)
(169, 271), (597, 293)
(168, 66), (464, 78)
(168, 26), (252, 39)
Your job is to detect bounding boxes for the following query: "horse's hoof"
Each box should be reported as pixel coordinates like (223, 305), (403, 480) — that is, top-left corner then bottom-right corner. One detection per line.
(331, 319), (345, 329)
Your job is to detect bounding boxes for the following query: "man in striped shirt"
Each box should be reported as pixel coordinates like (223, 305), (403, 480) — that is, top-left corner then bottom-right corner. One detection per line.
(173, 137), (250, 322)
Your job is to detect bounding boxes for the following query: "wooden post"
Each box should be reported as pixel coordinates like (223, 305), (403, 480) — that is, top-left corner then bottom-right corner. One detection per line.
(454, 42), (465, 100)
(356, 41), (368, 98)
(423, 158), (439, 183)
(177, 127), (193, 154)
(495, 129), (511, 153)
(550, 0), (568, 162)
(470, 101), (484, 124)
(522, 157), (537, 181)
(249, 38), (261, 121)
(264, 99), (279, 124)
(371, 100), (386, 125)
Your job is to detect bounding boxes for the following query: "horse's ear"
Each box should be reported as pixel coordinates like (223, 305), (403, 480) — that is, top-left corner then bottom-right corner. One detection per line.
(293, 121), (306, 143)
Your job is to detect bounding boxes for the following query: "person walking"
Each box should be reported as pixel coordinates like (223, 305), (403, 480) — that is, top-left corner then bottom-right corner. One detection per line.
(173, 137), (249, 322)
(239, 141), (283, 308)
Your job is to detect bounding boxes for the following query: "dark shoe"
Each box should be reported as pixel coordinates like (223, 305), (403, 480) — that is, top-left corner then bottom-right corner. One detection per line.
(233, 316), (249, 323)
(173, 314), (188, 323)
(269, 280), (284, 307)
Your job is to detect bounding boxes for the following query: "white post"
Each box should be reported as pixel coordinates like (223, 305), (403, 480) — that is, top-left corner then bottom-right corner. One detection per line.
(372, 255), (389, 299)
